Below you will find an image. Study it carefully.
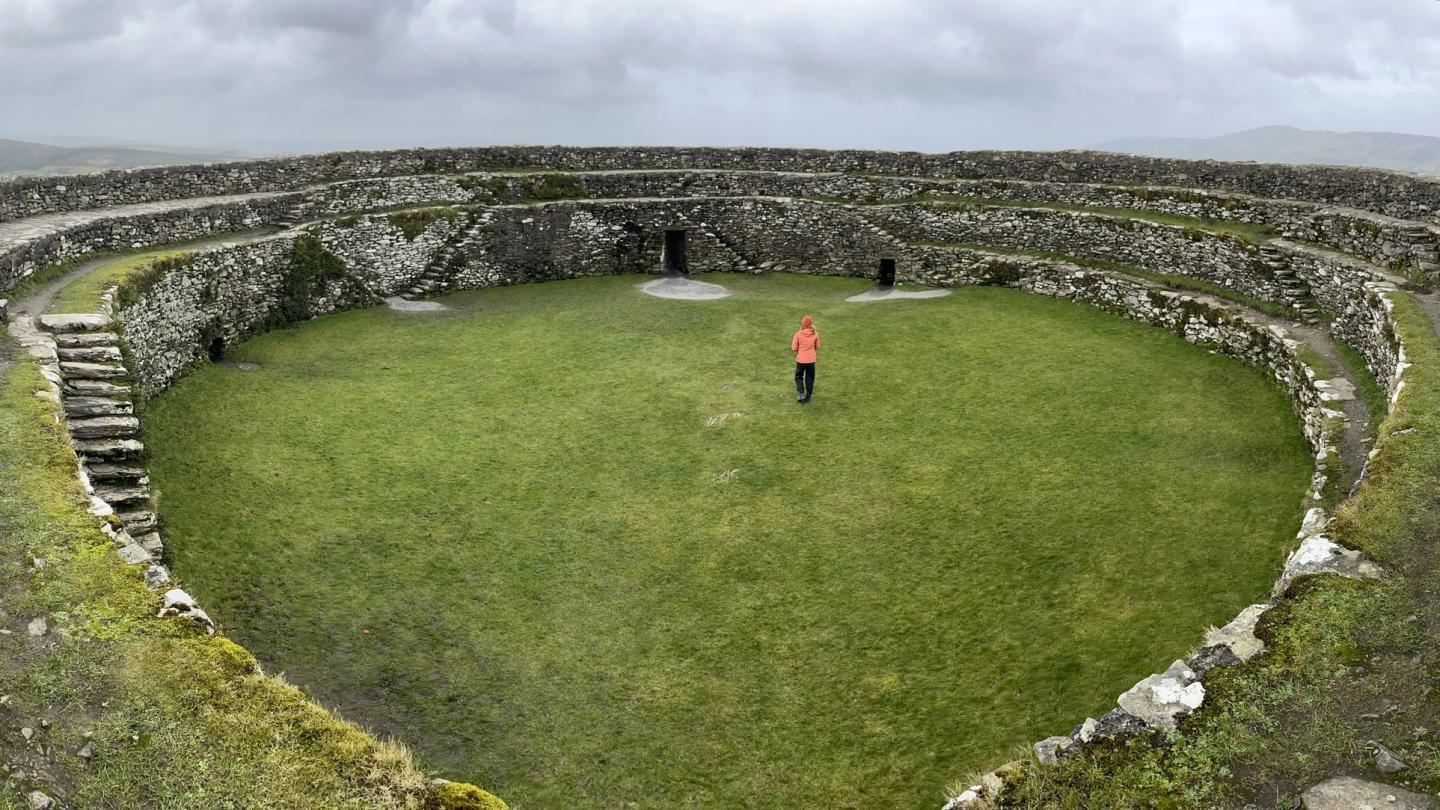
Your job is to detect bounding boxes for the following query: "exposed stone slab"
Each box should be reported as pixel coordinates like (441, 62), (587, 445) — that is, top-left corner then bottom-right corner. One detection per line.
(57, 345), (122, 364)
(1301, 776), (1436, 809)
(1373, 741), (1411, 774)
(64, 396), (133, 418)
(1202, 603), (1269, 663)
(847, 286), (952, 302)
(136, 532), (164, 554)
(1073, 708), (1147, 743)
(93, 483), (150, 507)
(117, 543), (153, 565)
(384, 295), (447, 311)
(63, 379), (132, 397)
(638, 276), (731, 300)
(67, 415), (141, 439)
(1116, 659), (1205, 731)
(53, 331), (120, 348)
(158, 589), (215, 635)
(1187, 644), (1242, 678)
(59, 361), (127, 380)
(72, 438), (144, 460)
(37, 313), (111, 333)
(118, 510), (160, 535)
(1034, 735), (1077, 765)
(84, 462), (147, 482)
(1273, 535), (1383, 598)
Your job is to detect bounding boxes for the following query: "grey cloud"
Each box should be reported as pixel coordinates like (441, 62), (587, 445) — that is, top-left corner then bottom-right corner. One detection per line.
(0, 0), (1437, 152)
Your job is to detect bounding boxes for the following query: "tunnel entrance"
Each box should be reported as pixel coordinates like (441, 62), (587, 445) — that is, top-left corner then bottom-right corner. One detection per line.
(879, 258), (897, 287)
(662, 229), (689, 277)
(207, 336), (226, 362)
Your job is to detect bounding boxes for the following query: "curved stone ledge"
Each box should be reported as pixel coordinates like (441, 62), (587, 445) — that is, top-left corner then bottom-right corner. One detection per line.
(6, 168), (1437, 312)
(5, 146), (1440, 225)
(0, 158), (1414, 807)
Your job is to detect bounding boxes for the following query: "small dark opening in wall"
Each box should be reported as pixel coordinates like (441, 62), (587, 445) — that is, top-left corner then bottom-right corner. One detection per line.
(662, 229), (689, 277)
(879, 258), (897, 287)
(207, 336), (225, 362)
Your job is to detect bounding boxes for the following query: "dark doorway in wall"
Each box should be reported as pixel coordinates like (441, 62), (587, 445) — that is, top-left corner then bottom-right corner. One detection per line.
(879, 258), (897, 287)
(662, 229), (689, 277)
(207, 336), (225, 362)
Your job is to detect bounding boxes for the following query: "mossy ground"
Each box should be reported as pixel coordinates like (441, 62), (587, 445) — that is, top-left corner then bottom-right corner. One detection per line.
(0, 332), (498, 809)
(143, 273), (1311, 808)
(43, 249), (192, 314)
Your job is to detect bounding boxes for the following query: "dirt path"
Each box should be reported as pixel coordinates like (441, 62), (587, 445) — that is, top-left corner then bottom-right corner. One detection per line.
(11, 231), (279, 320)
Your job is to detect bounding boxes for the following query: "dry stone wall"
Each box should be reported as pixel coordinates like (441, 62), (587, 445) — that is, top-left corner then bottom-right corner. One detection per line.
(312, 211), (467, 294)
(11, 149), (1420, 810)
(6, 145), (1440, 225)
(117, 235), (374, 397)
(874, 204), (1289, 300)
(0, 195), (296, 291)
(296, 169), (1440, 282)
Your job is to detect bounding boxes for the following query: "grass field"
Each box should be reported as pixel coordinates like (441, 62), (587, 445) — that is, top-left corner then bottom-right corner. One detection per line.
(142, 273), (1312, 809)
(44, 248), (191, 313)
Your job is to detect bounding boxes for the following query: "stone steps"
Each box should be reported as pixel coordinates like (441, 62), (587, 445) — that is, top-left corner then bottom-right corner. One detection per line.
(35, 312), (165, 560)
(93, 483), (151, 507)
(85, 462), (147, 483)
(59, 361), (128, 380)
(118, 510), (160, 535)
(37, 314), (111, 333)
(64, 396), (133, 418)
(67, 415), (141, 440)
(57, 345), (123, 363)
(63, 379), (132, 397)
(73, 438), (144, 461)
(54, 331), (121, 348)
(399, 212), (492, 299)
(134, 532), (164, 554)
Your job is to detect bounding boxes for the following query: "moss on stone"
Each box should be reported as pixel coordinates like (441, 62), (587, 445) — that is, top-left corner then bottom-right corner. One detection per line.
(114, 254), (194, 312)
(270, 235), (352, 326)
(427, 781), (510, 810)
(388, 208), (460, 241)
(525, 173), (587, 201)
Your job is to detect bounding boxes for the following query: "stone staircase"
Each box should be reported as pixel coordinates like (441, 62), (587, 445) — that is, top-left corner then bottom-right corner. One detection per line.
(700, 227), (761, 273)
(1398, 223), (1440, 282)
(39, 314), (164, 563)
(402, 210), (493, 299)
(273, 198), (317, 230)
(1260, 244), (1320, 324)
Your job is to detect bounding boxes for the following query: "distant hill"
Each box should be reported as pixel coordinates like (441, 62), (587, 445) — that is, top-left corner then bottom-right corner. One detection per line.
(1092, 125), (1440, 175)
(0, 137), (245, 176)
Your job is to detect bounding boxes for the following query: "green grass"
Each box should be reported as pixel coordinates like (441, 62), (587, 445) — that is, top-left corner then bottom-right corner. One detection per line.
(5, 251), (125, 305)
(44, 248), (193, 314)
(987, 292), (1440, 808)
(0, 338), (500, 809)
(1332, 339), (1389, 438)
(143, 273), (1312, 809)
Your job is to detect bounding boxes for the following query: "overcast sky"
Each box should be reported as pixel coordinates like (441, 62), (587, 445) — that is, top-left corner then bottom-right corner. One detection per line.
(2, 0), (1439, 154)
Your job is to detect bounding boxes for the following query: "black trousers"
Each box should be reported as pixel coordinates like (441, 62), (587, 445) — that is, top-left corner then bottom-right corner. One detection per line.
(794, 362), (816, 399)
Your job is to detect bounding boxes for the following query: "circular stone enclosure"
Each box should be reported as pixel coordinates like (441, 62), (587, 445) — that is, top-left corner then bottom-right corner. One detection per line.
(141, 273), (1312, 809)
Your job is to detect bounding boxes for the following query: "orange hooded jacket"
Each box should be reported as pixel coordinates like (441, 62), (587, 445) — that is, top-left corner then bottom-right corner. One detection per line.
(791, 316), (820, 364)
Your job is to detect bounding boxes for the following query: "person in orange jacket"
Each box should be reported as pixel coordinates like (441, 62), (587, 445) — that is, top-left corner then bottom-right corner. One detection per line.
(791, 314), (820, 403)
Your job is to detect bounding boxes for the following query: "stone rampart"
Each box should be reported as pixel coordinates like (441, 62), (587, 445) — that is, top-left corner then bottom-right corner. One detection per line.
(0, 195), (296, 290)
(5, 146), (1440, 225)
(36, 154), (1412, 810)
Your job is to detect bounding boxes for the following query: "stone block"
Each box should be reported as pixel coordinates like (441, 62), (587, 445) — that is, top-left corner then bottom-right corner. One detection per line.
(1301, 776), (1435, 809)
(1116, 659), (1204, 731)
